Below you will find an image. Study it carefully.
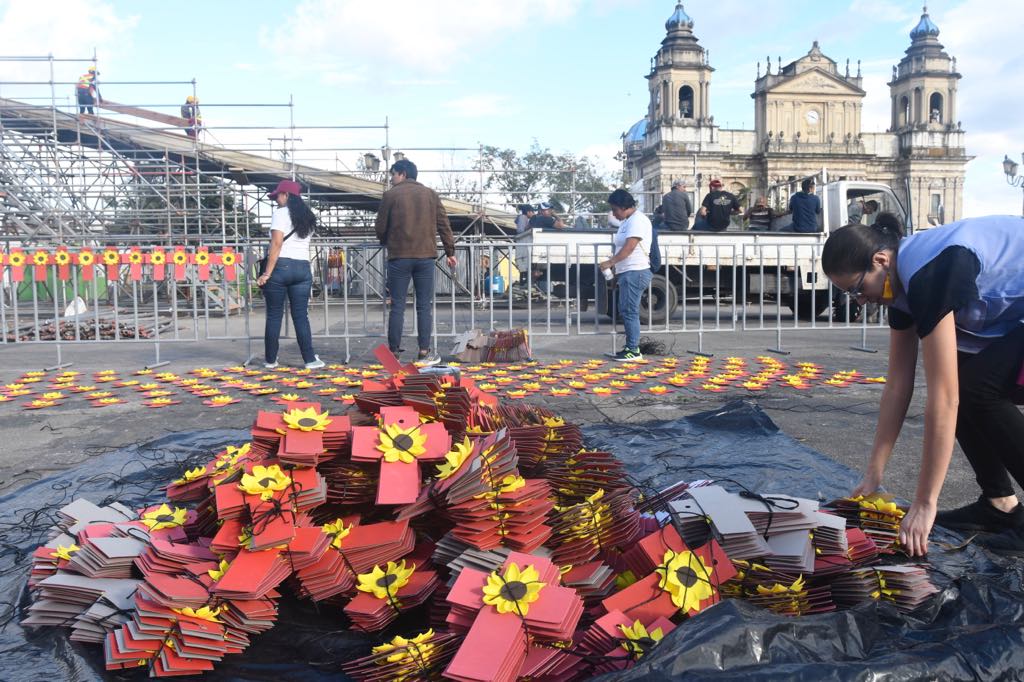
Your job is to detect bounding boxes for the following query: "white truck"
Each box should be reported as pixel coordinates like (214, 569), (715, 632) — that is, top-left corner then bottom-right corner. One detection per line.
(521, 178), (908, 323)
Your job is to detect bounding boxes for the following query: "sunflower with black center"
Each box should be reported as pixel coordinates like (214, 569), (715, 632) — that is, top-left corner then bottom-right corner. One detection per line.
(150, 250), (166, 266)
(654, 549), (714, 614)
(172, 250), (189, 266)
(140, 503), (187, 531)
(322, 518), (352, 549)
(238, 464), (291, 501)
(376, 423), (428, 464)
(128, 250), (144, 265)
(220, 251), (236, 266)
(76, 249), (95, 267)
(54, 250), (71, 266)
(194, 250), (210, 266)
(32, 250), (49, 266)
(282, 406), (332, 432)
(357, 560), (415, 600)
(8, 251), (25, 268)
(101, 248), (120, 266)
(619, 619), (665, 660)
(482, 562), (546, 616)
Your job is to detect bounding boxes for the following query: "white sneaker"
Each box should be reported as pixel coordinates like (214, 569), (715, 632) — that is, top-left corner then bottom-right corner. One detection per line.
(415, 351), (441, 367)
(264, 360), (279, 369)
(305, 356), (326, 370)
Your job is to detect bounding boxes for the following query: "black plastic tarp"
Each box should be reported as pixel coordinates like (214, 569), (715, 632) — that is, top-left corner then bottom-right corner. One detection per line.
(0, 401), (1020, 681)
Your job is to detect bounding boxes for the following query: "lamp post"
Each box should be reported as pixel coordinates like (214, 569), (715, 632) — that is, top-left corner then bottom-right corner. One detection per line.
(1002, 153), (1024, 216)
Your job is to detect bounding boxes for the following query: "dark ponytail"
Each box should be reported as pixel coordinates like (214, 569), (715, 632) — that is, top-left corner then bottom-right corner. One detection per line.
(285, 194), (317, 239)
(822, 214), (905, 275)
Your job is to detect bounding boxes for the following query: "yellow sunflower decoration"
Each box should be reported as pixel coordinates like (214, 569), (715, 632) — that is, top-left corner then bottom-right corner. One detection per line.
(8, 251), (25, 267)
(54, 250), (72, 266)
(150, 250), (166, 265)
(32, 250), (49, 266)
(194, 250), (210, 265)
(51, 544), (80, 561)
(619, 620), (665, 659)
(435, 437), (473, 480)
(141, 504), (188, 531)
(172, 605), (224, 622)
(371, 629), (436, 665)
(238, 464), (292, 501)
(282, 406), (332, 432)
(482, 563), (546, 616)
(654, 549), (714, 613)
(172, 250), (189, 266)
(173, 466), (208, 484)
(207, 559), (231, 581)
(376, 423), (428, 464)
(322, 518), (353, 549)
(357, 560), (416, 600)
(102, 248), (120, 266)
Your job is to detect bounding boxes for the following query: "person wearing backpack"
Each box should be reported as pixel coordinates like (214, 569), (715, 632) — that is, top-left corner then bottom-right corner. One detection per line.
(598, 189), (652, 361)
(256, 180), (324, 370)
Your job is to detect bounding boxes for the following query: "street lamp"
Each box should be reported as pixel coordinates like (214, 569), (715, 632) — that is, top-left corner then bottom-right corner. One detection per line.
(1002, 153), (1024, 215)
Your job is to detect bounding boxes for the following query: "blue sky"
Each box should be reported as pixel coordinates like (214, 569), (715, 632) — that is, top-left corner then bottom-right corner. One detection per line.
(2, 0), (1022, 215)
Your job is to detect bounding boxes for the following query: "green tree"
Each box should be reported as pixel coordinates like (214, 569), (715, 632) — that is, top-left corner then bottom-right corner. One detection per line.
(476, 141), (614, 218)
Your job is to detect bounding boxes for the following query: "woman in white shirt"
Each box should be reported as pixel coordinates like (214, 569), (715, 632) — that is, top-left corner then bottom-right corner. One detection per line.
(598, 189), (652, 361)
(256, 180), (324, 369)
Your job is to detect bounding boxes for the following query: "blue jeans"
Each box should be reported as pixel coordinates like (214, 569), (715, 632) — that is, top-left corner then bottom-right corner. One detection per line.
(263, 257), (316, 363)
(617, 268), (652, 350)
(387, 258), (435, 352)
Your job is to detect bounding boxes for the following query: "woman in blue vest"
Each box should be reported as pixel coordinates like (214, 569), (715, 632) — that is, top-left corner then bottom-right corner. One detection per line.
(822, 215), (1024, 556)
(823, 215), (1024, 557)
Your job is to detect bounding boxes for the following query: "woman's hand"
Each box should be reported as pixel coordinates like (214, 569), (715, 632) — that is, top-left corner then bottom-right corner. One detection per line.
(899, 500), (937, 557)
(256, 273), (270, 287)
(851, 470), (883, 498)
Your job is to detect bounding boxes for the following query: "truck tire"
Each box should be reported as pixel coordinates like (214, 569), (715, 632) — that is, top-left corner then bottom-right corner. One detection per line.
(787, 290), (830, 320)
(640, 274), (677, 325)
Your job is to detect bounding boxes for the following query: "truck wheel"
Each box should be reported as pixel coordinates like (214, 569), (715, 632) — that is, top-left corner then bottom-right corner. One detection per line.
(640, 274), (677, 325)
(787, 291), (830, 320)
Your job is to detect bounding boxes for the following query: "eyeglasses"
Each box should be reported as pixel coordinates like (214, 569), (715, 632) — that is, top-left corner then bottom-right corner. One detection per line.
(840, 268), (869, 298)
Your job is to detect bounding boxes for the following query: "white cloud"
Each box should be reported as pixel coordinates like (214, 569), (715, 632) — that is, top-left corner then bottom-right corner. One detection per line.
(262, 0), (584, 82)
(0, 0), (138, 82)
(933, 0), (1024, 216)
(442, 94), (514, 118)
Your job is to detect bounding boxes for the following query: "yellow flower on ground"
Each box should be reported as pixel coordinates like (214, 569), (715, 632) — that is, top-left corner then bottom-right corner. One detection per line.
(376, 423), (428, 464)
(655, 549), (714, 613)
(173, 605), (224, 622)
(322, 518), (353, 549)
(207, 559), (230, 581)
(278, 392), (300, 401)
(51, 544), (80, 561)
(282, 406), (332, 431)
(357, 560), (416, 600)
(239, 464), (292, 501)
(619, 620), (665, 659)
(436, 437), (473, 480)
(174, 466), (208, 484)
(372, 629), (436, 664)
(141, 504), (187, 531)
(482, 563), (546, 616)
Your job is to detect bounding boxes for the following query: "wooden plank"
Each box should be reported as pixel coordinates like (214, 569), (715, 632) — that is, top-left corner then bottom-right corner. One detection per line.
(95, 100), (190, 128)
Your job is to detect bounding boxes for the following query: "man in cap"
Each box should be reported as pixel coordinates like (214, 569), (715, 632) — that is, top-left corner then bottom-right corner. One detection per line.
(697, 179), (740, 232)
(181, 95), (202, 138)
(528, 202), (566, 230)
(661, 180), (693, 231)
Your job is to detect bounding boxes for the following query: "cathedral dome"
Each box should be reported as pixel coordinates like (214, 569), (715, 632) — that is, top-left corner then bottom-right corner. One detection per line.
(665, 2), (694, 31)
(910, 6), (940, 40)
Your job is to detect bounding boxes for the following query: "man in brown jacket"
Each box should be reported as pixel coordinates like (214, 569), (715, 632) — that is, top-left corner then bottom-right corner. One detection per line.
(375, 158), (457, 365)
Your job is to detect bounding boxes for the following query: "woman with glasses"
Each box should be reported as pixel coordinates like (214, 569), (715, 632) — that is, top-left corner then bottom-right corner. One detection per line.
(822, 214), (1024, 557)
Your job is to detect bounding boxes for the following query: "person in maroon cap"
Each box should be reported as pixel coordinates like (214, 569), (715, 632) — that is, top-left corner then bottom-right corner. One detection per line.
(257, 179), (324, 369)
(696, 179), (740, 232)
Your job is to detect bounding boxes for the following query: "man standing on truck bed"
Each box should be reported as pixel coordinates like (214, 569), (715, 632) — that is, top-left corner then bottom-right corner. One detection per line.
(788, 177), (822, 232)
(661, 180), (692, 231)
(696, 179), (740, 232)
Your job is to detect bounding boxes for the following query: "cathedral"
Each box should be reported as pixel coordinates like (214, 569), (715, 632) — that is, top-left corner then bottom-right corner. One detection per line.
(622, 3), (971, 230)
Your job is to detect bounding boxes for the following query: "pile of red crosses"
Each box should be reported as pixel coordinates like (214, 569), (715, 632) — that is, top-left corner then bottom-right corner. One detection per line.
(23, 347), (935, 680)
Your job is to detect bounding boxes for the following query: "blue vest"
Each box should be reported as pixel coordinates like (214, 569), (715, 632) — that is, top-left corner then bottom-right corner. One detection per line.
(891, 215), (1024, 351)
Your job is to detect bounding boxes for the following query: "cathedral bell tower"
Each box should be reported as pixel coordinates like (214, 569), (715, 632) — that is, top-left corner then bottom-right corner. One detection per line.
(647, 3), (714, 128)
(888, 5), (961, 133)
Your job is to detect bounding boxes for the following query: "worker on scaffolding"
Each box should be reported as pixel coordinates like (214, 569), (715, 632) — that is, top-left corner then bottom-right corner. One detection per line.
(76, 66), (100, 115)
(180, 95), (202, 139)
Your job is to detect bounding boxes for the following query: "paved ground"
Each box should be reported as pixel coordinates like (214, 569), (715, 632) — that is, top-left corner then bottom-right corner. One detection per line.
(0, 325), (1010, 512)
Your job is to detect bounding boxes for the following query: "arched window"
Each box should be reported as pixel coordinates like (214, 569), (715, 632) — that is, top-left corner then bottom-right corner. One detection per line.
(929, 92), (943, 123)
(899, 95), (910, 127)
(678, 85), (694, 119)
(913, 87), (923, 124)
